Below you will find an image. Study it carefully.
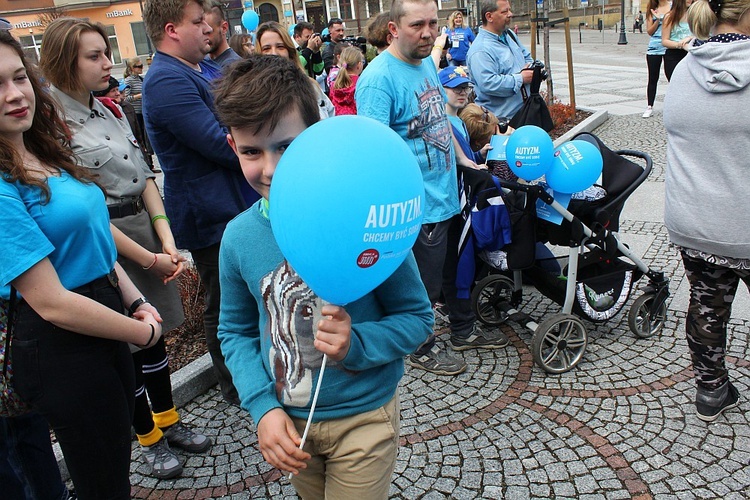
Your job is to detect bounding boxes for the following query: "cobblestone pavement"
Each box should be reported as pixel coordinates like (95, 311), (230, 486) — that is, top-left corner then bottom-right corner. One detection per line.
(128, 33), (750, 499)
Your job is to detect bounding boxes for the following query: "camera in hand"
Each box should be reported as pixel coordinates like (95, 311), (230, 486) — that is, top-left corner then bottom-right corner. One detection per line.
(530, 60), (548, 80)
(343, 35), (367, 53)
(497, 117), (510, 134)
(444, 36), (452, 50)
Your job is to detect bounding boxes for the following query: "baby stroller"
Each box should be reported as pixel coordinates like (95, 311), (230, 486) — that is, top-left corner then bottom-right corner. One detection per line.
(470, 132), (670, 374)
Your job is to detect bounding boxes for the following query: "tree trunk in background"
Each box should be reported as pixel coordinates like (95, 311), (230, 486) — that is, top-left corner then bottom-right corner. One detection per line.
(543, 2), (553, 102)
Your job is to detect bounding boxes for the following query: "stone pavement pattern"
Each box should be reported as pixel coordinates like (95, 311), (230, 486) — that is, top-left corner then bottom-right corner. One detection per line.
(128, 31), (750, 499)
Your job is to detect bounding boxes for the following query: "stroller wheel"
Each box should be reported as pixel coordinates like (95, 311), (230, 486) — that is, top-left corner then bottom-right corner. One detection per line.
(531, 314), (588, 374)
(471, 274), (515, 326)
(628, 293), (667, 338)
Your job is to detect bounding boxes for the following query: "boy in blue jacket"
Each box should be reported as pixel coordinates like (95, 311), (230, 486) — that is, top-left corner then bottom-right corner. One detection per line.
(214, 55), (433, 499)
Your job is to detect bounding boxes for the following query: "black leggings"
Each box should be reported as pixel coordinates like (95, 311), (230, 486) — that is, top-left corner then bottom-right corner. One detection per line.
(664, 48), (687, 81)
(645, 54), (665, 106)
(132, 336), (174, 436)
(12, 277), (135, 500)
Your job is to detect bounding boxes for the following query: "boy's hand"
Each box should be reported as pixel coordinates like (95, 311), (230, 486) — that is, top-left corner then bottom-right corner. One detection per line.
(314, 305), (351, 361)
(257, 408), (311, 475)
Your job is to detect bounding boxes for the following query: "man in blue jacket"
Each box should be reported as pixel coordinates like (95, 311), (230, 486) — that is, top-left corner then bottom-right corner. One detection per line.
(142, 0), (259, 404)
(467, 0), (533, 119)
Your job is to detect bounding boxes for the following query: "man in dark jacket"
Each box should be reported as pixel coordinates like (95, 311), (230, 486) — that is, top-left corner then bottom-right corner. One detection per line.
(322, 17), (346, 74)
(142, 0), (259, 405)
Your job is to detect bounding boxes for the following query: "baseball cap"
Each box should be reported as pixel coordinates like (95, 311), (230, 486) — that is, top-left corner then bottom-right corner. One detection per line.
(439, 66), (471, 88)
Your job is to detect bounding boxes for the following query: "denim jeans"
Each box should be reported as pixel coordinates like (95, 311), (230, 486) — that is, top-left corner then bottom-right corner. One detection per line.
(0, 413), (68, 500)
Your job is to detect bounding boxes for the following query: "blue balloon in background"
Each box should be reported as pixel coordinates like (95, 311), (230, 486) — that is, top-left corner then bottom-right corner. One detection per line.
(269, 116), (425, 305)
(288, 24), (296, 37)
(241, 10), (259, 31)
(321, 27), (329, 37)
(545, 140), (604, 194)
(505, 125), (554, 181)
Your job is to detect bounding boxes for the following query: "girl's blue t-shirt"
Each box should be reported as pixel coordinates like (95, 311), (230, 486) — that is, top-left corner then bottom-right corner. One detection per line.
(0, 172), (117, 299)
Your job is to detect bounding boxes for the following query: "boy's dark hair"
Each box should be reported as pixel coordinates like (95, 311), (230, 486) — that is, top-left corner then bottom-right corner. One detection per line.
(293, 21), (314, 37)
(214, 54), (320, 134)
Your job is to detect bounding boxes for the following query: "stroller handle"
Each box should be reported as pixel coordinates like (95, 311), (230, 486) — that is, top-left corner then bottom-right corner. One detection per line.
(495, 179), (554, 204)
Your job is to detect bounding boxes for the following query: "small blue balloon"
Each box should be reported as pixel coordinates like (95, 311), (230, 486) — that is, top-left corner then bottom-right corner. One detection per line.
(505, 125), (554, 181)
(321, 27), (329, 37)
(269, 116), (426, 305)
(545, 140), (604, 194)
(241, 10), (259, 31)
(288, 24), (296, 37)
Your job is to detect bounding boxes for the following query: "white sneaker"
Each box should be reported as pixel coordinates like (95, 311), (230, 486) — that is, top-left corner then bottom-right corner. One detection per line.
(642, 107), (653, 118)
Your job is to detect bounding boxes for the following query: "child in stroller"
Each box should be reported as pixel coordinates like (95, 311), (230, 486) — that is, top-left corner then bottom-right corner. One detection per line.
(465, 132), (670, 373)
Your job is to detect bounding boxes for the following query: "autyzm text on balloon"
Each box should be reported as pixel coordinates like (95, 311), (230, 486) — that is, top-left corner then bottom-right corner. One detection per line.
(364, 197), (422, 229)
(515, 146), (541, 155)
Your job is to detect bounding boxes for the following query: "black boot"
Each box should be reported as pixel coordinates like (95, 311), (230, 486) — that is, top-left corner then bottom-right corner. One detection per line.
(695, 380), (739, 422)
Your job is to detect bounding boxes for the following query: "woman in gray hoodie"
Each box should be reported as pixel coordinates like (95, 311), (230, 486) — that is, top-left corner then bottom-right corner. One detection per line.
(664, 0), (750, 422)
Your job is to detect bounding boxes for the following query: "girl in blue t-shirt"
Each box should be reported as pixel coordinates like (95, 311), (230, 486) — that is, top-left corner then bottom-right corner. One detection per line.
(0, 31), (162, 500)
(40, 17), (211, 481)
(445, 11), (475, 66)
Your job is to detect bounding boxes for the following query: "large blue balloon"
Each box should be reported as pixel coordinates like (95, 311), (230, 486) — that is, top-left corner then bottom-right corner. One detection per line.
(545, 140), (604, 194)
(241, 10), (259, 31)
(505, 125), (554, 181)
(269, 116), (425, 305)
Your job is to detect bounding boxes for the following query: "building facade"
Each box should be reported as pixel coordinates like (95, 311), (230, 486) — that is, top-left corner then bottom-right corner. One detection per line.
(1, 0), (157, 66)
(1, 0), (470, 70)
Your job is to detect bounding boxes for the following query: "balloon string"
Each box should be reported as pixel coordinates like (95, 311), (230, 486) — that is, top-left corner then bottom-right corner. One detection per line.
(288, 353), (327, 481)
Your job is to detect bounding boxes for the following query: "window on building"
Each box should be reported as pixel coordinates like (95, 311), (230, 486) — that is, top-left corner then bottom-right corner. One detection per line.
(258, 3), (280, 23)
(367, 0), (380, 17)
(19, 34), (44, 65)
(103, 25), (122, 65)
(130, 22), (153, 56)
(339, 0), (353, 19)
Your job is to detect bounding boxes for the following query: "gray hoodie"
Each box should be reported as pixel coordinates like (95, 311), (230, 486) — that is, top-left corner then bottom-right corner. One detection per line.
(664, 38), (750, 258)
